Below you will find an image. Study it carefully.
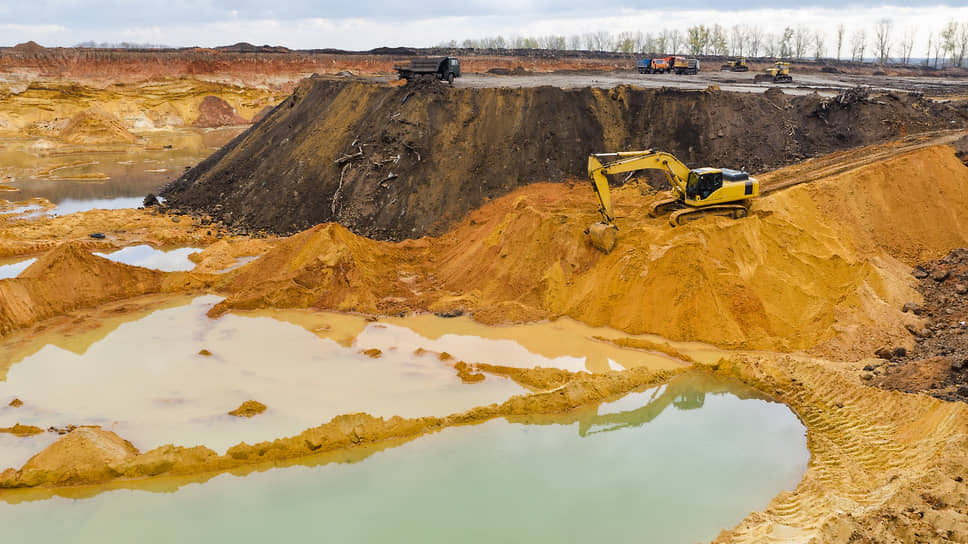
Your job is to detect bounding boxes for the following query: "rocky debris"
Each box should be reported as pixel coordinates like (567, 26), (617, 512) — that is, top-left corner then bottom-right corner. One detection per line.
(361, 348), (382, 358)
(143, 193), (160, 207)
(872, 248), (968, 401)
(162, 78), (965, 240)
(228, 400), (267, 418)
(454, 361), (486, 383)
(0, 423), (44, 436)
(198, 349), (212, 356)
(8, 398), (23, 407)
(191, 96), (248, 128)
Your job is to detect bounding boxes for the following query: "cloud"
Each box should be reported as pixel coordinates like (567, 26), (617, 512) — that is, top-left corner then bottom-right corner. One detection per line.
(1, 4), (966, 52)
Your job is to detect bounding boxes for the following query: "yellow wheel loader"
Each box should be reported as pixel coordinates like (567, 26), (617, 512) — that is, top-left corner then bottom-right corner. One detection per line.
(586, 150), (759, 253)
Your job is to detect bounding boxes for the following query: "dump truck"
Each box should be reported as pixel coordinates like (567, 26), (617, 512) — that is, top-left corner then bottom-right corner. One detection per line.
(668, 56), (700, 75)
(637, 58), (670, 74)
(393, 57), (461, 84)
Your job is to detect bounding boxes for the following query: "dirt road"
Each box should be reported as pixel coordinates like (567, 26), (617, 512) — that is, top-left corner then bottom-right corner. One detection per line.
(449, 70), (968, 98)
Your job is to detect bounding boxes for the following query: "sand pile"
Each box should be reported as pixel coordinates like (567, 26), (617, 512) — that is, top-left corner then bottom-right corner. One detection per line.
(58, 108), (137, 145)
(201, 144), (967, 357)
(161, 78), (965, 239)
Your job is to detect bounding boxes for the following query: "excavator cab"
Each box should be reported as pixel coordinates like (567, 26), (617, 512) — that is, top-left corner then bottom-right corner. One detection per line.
(685, 169), (723, 201)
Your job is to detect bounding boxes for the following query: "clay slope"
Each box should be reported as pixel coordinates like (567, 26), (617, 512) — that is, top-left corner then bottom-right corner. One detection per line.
(0, 244), (213, 338)
(161, 78), (965, 240)
(206, 144), (968, 357)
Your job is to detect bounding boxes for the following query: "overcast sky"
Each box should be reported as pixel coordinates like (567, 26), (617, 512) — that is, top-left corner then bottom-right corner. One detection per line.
(1, 1), (967, 53)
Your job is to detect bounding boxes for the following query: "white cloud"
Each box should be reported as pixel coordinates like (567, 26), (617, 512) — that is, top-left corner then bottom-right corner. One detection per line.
(4, 5), (967, 53)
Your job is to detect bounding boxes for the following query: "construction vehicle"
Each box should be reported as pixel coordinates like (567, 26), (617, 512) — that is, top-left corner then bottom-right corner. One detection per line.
(754, 61), (792, 83)
(720, 57), (749, 72)
(586, 149), (758, 253)
(393, 57), (461, 84)
(668, 56), (700, 75)
(637, 58), (670, 74)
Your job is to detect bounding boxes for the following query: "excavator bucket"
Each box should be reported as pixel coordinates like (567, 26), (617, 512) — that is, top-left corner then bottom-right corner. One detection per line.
(588, 222), (618, 253)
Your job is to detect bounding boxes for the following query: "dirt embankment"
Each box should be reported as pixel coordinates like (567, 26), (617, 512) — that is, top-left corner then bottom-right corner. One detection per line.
(0, 45), (635, 88)
(198, 143), (968, 357)
(710, 353), (968, 543)
(162, 78), (965, 239)
(0, 243), (216, 338)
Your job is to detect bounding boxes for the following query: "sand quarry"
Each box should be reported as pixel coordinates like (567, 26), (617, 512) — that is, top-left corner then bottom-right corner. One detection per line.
(2, 46), (968, 542)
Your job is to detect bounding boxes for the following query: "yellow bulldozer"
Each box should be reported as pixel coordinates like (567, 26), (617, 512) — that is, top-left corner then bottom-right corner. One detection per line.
(720, 57), (749, 72)
(754, 61), (792, 83)
(586, 150), (759, 253)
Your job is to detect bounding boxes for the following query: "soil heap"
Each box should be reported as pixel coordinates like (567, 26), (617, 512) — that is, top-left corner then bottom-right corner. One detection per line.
(161, 79), (965, 240)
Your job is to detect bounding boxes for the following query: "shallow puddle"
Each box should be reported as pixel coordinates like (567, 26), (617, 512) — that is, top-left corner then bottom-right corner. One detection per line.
(215, 255), (260, 273)
(0, 257), (36, 279)
(93, 245), (201, 272)
(253, 310), (708, 372)
(0, 373), (808, 544)
(0, 296), (528, 463)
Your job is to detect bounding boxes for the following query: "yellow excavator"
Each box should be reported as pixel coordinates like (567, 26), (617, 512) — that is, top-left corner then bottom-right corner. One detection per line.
(586, 150), (758, 253)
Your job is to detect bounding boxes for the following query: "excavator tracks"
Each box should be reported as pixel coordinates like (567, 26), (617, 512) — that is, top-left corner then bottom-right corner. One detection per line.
(668, 203), (749, 226)
(647, 197), (684, 218)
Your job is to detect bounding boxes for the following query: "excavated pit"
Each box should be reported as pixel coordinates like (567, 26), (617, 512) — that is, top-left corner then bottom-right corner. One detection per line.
(161, 78), (965, 239)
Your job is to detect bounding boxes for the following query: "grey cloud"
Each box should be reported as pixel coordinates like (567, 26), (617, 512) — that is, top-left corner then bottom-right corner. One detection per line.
(2, 0), (962, 27)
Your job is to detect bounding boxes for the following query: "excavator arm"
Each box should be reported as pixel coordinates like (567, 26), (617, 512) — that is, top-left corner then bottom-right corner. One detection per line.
(587, 150), (693, 223)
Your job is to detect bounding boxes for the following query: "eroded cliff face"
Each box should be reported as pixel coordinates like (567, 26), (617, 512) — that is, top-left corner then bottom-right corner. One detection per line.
(162, 77), (963, 239)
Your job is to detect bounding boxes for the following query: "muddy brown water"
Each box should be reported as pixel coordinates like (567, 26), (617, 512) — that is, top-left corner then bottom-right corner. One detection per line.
(0, 372), (808, 544)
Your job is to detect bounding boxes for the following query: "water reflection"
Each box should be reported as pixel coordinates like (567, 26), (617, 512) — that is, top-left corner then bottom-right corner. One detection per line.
(0, 373), (809, 544)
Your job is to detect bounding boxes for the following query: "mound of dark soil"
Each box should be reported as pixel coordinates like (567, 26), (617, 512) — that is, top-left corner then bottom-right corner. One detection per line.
(162, 78), (965, 239)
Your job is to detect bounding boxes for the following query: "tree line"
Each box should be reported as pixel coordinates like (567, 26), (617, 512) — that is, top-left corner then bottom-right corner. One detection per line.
(443, 19), (968, 68)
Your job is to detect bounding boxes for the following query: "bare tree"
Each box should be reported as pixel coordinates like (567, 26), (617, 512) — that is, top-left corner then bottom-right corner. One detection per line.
(669, 29), (683, 55)
(748, 26), (763, 57)
(874, 18), (893, 64)
(568, 35), (582, 51)
(813, 30), (826, 60)
(850, 29), (867, 62)
(836, 24), (846, 60)
(763, 33), (779, 57)
(941, 21), (958, 67)
(958, 22), (968, 67)
(900, 28), (916, 64)
(780, 27), (794, 58)
(729, 25), (745, 56)
(710, 24), (728, 55)
(794, 26), (810, 59)
(656, 30), (670, 54)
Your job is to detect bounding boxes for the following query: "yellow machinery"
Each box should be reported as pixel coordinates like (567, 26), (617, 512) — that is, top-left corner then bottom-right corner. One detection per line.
(754, 61), (792, 83)
(720, 57), (749, 72)
(586, 150), (759, 253)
